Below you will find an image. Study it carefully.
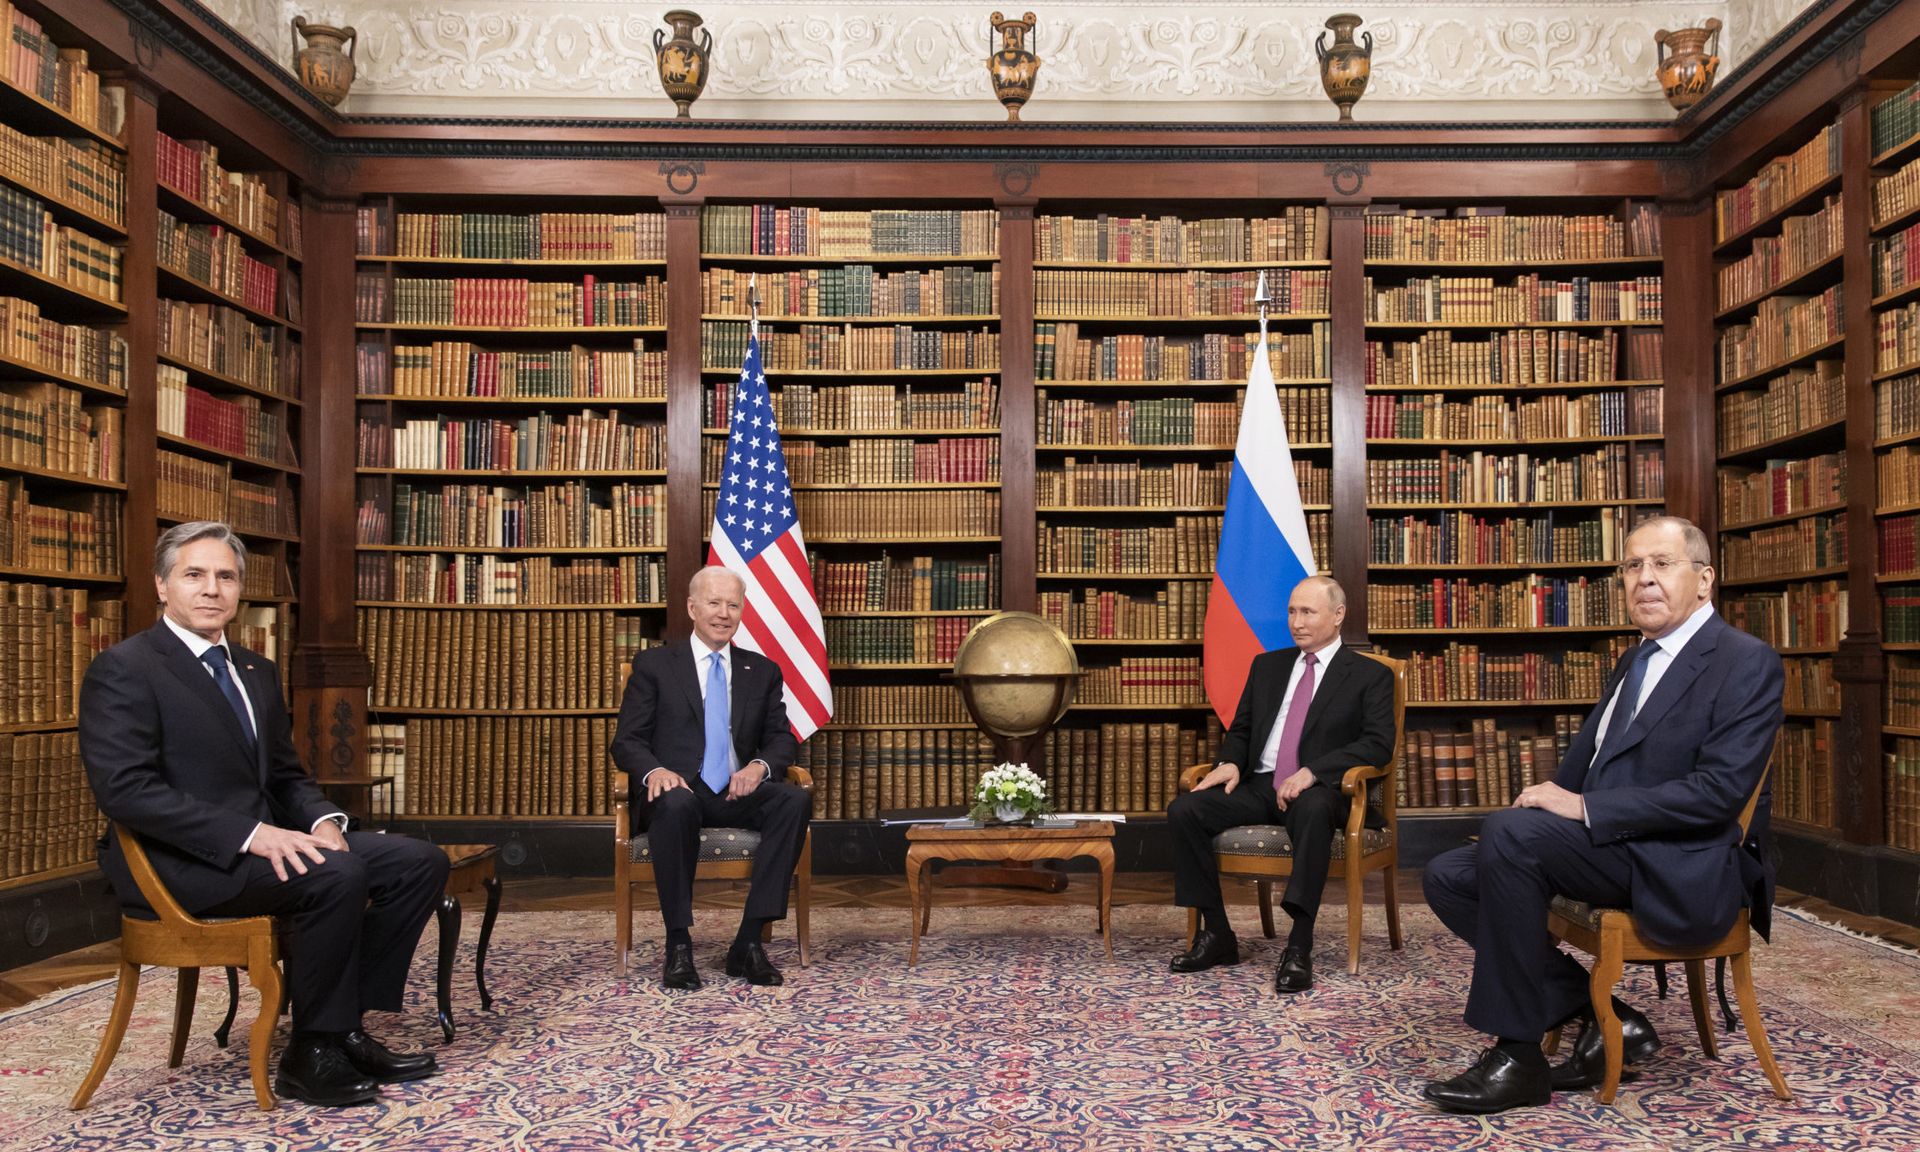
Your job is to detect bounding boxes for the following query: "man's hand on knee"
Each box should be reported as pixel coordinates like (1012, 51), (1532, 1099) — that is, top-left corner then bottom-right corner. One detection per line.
(1513, 781), (1585, 822)
(248, 824), (331, 881)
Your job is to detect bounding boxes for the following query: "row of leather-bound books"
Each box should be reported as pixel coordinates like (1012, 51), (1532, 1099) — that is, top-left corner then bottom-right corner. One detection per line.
(0, 296), (128, 390)
(156, 208), (281, 316)
(1719, 288), (1843, 381)
(1365, 388), (1662, 441)
(1034, 209), (1328, 264)
(1035, 394), (1242, 447)
(1037, 582), (1210, 642)
(0, 581), (120, 724)
(1774, 722), (1833, 827)
(1399, 716), (1583, 810)
(1034, 323), (1329, 383)
(1714, 122), (1841, 243)
(356, 208), (667, 262)
(358, 410), (666, 472)
(824, 616), (976, 665)
(1722, 581), (1847, 650)
(0, 378), (121, 479)
(1363, 275), (1662, 325)
(157, 132), (289, 248)
(1718, 450), (1846, 528)
(0, 185), (121, 302)
(1723, 195), (1841, 307)
(1363, 206), (1660, 263)
(364, 276), (669, 329)
(157, 297), (294, 397)
(157, 365), (293, 465)
(365, 717), (613, 818)
(1366, 507), (1635, 566)
(360, 339), (669, 399)
(380, 480), (667, 549)
(810, 553), (1000, 613)
(1392, 638), (1631, 703)
(1037, 460), (1232, 507)
(0, 481), (118, 575)
(1036, 516), (1221, 575)
(1718, 513), (1848, 582)
(1042, 720), (1225, 815)
(700, 264), (999, 319)
(1363, 327), (1662, 389)
(707, 380), (1000, 432)
(1033, 267), (1329, 319)
(357, 607), (653, 711)
(354, 552), (669, 607)
(1716, 365), (1842, 455)
(1362, 445), (1663, 505)
(724, 435), (999, 486)
(0, 731), (102, 881)
(699, 321), (1000, 373)
(1782, 655), (1840, 711)
(698, 206), (1000, 259)
(707, 490), (999, 542)
(1885, 737), (1920, 851)
(1368, 577), (1630, 631)
(0, 122), (122, 227)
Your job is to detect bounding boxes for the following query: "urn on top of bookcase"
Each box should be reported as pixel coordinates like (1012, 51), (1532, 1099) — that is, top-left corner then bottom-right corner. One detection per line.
(654, 10), (714, 119)
(291, 16), (357, 107)
(988, 12), (1042, 122)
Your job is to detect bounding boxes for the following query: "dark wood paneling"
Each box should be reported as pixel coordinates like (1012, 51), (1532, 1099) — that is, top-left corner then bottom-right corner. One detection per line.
(116, 79), (160, 629)
(1658, 200), (1716, 529)
(1328, 203), (1370, 640)
(663, 200), (705, 642)
(997, 202), (1036, 614)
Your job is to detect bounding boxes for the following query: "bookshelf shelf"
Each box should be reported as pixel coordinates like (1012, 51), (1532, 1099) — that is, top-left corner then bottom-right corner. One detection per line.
(369, 707), (618, 717)
(1785, 708), (1843, 718)
(1365, 379), (1663, 394)
(1878, 500), (1920, 517)
(157, 430), (299, 475)
(357, 600), (667, 611)
(1715, 250), (1844, 321)
(1715, 333), (1849, 392)
(819, 609), (991, 618)
(156, 264), (300, 332)
(1037, 571), (1216, 580)
(0, 75), (122, 150)
(807, 535), (1002, 544)
(0, 460), (125, 491)
(1880, 571), (1920, 583)
(1370, 625), (1634, 635)
(1368, 499), (1666, 511)
(1037, 312), (1330, 324)
(0, 562), (119, 584)
(1404, 699), (1600, 709)
(1069, 702), (1213, 712)
(0, 351), (125, 398)
(1401, 805), (1510, 816)
(155, 511), (295, 542)
(1872, 276), (1920, 311)
(358, 323), (666, 335)
(1034, 442), (1264, 453)
(0, 862), (96, 893)
(1717, 565), (1851, 588)
(361, 467), (667, 479)
(1037, 504), (1256, 514)
(1873, 128), (1920, 171)
(701, 366), (997, 378)
(702, 426), (999, 439)
(1884, 724), (1920, 736)
(1037, 378), (1332, 389)
(700, 312), (999, 325)
(1776, 645), (1839, 655)
(1873, 195), (1920, 237)
(706, 481), (1001, 491)
(157, 351), (300, 407)
(1365, 256), (1662, 270)
(358, 255), (663, 269)
(1717, 415), (1846, 463)
(1877, 426), (1920, 449)
(1068, 637), (1201, 646)
(358, 544), (668, 555)
(822, 723), (979, 732)
(359, 394), (663, 407)
(0, 168), (123, 237)
(1368, 433), (1665, 448)
(0, 719), (78, 735)
(0, 252), (126, 317)
(1713, 170), (1842, 255)
(1365, 319), (1661, 331)
(699, 252), (999, 265)
(1873, 358), (1920, 383)
(1034, 259), (1332, 270)
(155, 181), (298, 260)
(1721, 501), (1848, 531)
(828, 662), (958, 671)
(1367, 561), (1620, 571)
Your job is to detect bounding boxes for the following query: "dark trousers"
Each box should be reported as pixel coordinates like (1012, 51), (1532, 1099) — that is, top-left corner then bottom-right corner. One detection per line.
(202, 831), (449, 1034)
(640, 777), (811, 932)
(1422, 807), (1633, 1040)
(1167, 774), (1340, 931)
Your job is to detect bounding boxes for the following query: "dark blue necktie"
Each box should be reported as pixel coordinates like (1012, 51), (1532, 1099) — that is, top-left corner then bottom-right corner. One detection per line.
(1591, 641), (1658, 780)
(200, 646), (257, 750)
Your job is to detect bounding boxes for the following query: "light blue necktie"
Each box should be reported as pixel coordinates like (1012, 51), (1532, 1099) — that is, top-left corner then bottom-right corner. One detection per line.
(701, 651), (732, 793)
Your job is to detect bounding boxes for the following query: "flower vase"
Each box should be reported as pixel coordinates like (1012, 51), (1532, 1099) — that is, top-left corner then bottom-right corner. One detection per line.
(654, 10), (714, 119)
(995, 802), (1027, 824)
(290, 16), (357, 108)
(1315, 14), (1372, 122)
(1654, 19), (1722, 112)
(988, 12), (1041, 122)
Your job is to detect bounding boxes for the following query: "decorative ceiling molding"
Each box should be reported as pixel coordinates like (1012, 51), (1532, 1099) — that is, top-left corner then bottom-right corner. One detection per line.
(196, 1), (1818, 122)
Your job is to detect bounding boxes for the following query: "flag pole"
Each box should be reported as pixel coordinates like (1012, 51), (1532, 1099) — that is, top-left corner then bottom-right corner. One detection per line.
(1254, 268), (1270, 343)
(749, 271), (760, 342)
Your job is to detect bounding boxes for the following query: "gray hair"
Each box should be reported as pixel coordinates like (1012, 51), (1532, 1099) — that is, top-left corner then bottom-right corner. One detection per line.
(153, 521), (248, 581)
(1297, 574), (1346, 609)
(688, 565), (746, 599)
(1626, 515), (1712, 567)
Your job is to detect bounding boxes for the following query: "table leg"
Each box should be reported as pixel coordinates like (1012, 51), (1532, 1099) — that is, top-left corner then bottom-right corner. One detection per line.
(476, 873), (501, 1011)
(1099, 847), (1115, 961)
(435, 894), (460, 1044)
(906, 848), (925, 966)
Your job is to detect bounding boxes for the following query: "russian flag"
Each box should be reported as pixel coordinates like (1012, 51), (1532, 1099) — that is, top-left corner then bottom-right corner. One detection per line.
(1203, 296), (1318, 725)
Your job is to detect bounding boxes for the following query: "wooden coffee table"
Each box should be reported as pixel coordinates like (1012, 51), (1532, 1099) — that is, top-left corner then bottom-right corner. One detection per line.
(904, 821), (1116, 965)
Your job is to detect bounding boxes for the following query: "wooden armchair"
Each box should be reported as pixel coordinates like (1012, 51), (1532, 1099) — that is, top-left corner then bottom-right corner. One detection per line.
(71, 822), (284, 1111)
(1176, 650), (1407, 975)
(612, 766), (815, 976)
(1545, 770), (1790, 1104)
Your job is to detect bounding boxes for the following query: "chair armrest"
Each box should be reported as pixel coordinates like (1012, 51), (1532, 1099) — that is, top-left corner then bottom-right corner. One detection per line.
(1340, 763), (1389, 835)
(786, 765), (814, 792)
(612, 769), (629, 804)
(1177, 762), (1211, 793)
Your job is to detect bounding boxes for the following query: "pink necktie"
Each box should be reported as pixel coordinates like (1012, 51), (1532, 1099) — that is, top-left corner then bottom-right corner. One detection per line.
(1273, 652), (1318, 778)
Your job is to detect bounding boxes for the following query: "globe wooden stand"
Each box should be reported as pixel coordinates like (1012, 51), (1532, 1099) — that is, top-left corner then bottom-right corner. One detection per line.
(944, 675), (1076, 894)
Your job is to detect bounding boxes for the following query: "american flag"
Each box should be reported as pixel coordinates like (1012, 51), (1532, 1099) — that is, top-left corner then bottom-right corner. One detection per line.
(707, 327), (834, 738)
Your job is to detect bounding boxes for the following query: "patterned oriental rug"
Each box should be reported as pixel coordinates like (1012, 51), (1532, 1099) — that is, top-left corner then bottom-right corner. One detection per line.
(0, 903), (1915, 1151)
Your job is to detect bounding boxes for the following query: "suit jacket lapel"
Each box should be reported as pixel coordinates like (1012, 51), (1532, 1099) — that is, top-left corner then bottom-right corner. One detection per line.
(1250, 650), (1300, 755)
(1594, 617), (1723, 768)
(729, 646), (761, 744)
(150, 623), (257, 766)
(1299, 646), (1350, 736)
(678, 644), (707, 719)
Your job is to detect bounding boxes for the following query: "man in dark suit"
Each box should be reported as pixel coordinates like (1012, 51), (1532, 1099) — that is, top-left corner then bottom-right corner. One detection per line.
(1421, 515), (1784, 1113)
(611, 565), (809, 990)
(80, 522), (448, 1107)
(1167, 575), (1396, 993)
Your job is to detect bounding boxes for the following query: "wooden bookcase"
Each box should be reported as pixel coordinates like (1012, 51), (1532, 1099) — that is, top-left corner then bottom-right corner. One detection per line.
(349, 197), (672, 819)
(0, 7), (125, 888)
(1712, 119), (1848, 832)
(696, 204), (1005, 820)
(1029, 205), (1331, 814)
(1362, 202), (1667, 815)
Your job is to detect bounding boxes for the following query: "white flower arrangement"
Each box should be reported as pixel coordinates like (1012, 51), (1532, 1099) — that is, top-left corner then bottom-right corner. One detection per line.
(972, 761), (1052, 823)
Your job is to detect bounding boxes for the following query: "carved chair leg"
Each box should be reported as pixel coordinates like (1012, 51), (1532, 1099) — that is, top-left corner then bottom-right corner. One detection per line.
(476, 875), (501, 1011)
(1590, 936), (1628, 1104)
(1185, 906), (1199, 950)
(1345, 868), (1365, 975)
(70, 960), (141, 1110)
(794, 852), (812, 967)
(1541, 1024), (1565, 1059)
(1654, 961), (1670, 1000)
(435, 894), (460, 1045)
(1685, 959), (1718, 1059)
(1256, 880), (1276, 939)
(168, 967), (200, 1068)
(1731, 949), (1791, 1101)
(245, 940), (281, 1111)
(615, 871), (635, 978)
(1383, 860), (1404, 951)
(214, 966), (240, 1048)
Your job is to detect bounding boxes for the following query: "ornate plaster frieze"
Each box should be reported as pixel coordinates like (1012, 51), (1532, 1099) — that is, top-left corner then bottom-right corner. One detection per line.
(193, 1), (1816, 123)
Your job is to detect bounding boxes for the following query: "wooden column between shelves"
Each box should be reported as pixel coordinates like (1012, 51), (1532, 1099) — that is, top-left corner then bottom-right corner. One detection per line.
(1835, 82), (1890, 845)
(290, 194), (371, 785)
(110, 74), (159, 628)
(1657, 197), (1714, 530)
(1327, 202), (1370, 642)
(997, 200), (1036, 614)
(663, 197), (705, 643)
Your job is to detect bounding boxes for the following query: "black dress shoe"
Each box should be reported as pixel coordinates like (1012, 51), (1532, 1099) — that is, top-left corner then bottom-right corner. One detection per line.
(1169, 929), (1241, 973)
(662, 942), (703, 990)
(1552, 999), (1661, 1090)
(1423, 1047), (1553, 1114)
(341, 1029), (439, 1083)
(274, 1040), (380, 1107)
(1273, 946), (1314, 994)
(725, 941), (784, 986)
